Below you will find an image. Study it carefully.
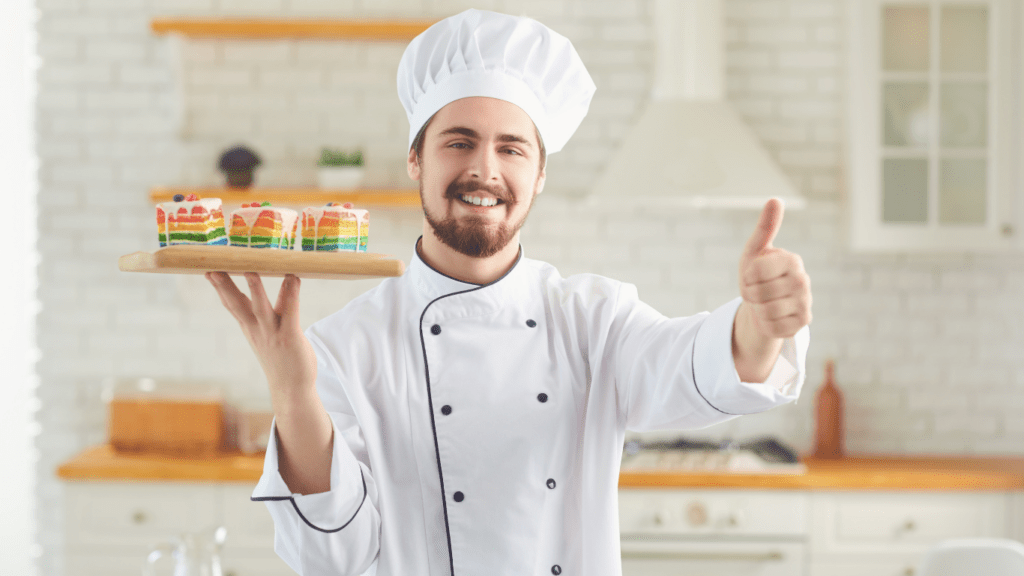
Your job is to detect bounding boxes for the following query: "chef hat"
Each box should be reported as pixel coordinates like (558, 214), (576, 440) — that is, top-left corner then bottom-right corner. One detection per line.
(397, 9), (596, 155)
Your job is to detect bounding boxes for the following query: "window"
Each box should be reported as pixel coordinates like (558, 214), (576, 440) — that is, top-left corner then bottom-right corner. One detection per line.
(846, 0), (1022, 251)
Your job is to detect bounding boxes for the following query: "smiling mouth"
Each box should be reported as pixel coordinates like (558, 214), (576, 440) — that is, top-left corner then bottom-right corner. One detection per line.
(458, 194), (501, 207)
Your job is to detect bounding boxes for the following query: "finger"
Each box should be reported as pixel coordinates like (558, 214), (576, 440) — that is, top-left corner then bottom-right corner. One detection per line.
(763, 313), (812, 339)
(741, 271), (810, 304)
(275, 274), (302, 329)
(742, 251), (803, 285)
(742, 198), (785, 257)
(753, 295), (809, 322)
(207, 271), (257, 328)
(244, 272), (275, 323)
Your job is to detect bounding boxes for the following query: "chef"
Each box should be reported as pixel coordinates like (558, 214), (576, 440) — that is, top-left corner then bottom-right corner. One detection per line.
(206, 8), (812, 576)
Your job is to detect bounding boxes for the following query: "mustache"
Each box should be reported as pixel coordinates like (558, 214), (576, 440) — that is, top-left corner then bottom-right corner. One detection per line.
(445, 179), (514, 206)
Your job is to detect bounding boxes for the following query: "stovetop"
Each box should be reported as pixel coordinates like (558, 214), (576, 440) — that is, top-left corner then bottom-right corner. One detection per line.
(620, 436), (807, 474)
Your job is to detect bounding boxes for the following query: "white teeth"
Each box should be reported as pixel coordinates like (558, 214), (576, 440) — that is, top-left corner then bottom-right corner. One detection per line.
(461, 195), (498, 207)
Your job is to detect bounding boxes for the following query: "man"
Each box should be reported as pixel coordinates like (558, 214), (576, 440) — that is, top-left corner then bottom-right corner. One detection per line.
(207, 9), (811, 576)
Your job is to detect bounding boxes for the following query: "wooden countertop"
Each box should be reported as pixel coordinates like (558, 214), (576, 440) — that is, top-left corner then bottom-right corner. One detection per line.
(58, 445), (1024, 490)
(620, 455), (1024, 491)
(57, 445), (264, 483)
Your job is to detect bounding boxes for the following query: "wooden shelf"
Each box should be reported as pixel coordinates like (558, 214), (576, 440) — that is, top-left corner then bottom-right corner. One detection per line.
(150, 18), (436, 40)
(150, 187), (421, 209)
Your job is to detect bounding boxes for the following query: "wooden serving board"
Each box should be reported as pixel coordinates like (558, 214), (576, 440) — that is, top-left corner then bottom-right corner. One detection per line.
(119, 245), (405, 280)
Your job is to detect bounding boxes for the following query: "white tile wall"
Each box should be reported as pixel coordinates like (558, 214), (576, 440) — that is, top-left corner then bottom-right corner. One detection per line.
(34, 0), (1024, 573)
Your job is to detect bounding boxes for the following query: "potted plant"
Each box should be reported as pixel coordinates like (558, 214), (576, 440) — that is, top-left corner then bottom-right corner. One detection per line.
(218, 145), (262, 189)
(317, 148), (365, 189)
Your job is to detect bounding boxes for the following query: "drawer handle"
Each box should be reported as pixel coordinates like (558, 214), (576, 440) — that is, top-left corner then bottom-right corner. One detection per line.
(904, 568), (915, 576)
(621, 550), (784, 562)
(902, 520), (916, 532)
(132, 511), (147, 525)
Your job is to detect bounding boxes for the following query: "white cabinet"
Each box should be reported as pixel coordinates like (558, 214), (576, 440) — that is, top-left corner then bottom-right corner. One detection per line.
(64, 482), (294, 576)
(808, 492), (1012, 576)
(619, 490), (809, 576)
(618, 489), (1019, 576)
(845, 0), (1024, 252)
(65, 482), (1022, 576)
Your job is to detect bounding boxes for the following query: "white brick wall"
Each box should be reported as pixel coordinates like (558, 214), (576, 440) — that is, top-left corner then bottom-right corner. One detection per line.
(33, 0), (1024, 573)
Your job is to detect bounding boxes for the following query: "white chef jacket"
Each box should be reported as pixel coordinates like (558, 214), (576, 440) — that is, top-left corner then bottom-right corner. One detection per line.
(251, 239), (809, 576)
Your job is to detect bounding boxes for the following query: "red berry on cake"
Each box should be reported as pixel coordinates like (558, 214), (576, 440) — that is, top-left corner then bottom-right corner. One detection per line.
(185, 193), (199, 201)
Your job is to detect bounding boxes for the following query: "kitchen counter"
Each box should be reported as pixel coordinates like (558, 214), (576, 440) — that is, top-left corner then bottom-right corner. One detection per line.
(57, 444), (263, 482)
(620, 454), (1024, 490)
(58, 445), (1024, 490)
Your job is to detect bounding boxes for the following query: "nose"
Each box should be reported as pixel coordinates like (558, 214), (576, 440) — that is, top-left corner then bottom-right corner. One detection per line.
(467, 145), (500, 182)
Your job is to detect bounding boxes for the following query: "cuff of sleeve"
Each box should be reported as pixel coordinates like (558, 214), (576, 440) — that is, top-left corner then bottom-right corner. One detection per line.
(251, 414), (368, 532)
(692, 297), (809, 415)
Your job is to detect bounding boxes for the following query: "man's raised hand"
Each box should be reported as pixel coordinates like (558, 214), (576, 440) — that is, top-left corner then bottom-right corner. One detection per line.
(737, 198), (812, 340)
(206, 272), (317, 400)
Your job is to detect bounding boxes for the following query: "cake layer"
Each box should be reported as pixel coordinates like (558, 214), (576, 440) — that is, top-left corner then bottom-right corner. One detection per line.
(300, 203), (369, 252)
(229, 205), (298, 249)
(156, 198), (226, 247)
(301, 236), (368, 252)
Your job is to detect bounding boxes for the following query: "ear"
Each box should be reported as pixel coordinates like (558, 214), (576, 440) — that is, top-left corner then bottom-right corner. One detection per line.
(407, 146), (421, 181)
(535, 166), (546, 195)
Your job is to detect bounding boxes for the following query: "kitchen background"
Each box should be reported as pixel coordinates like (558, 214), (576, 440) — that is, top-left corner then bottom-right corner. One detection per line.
(23, 0), (1024, 573)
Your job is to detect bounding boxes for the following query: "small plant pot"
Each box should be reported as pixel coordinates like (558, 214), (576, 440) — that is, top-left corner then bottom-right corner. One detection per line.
(317, 166), (364, 189)
(224, 169), (255, 189)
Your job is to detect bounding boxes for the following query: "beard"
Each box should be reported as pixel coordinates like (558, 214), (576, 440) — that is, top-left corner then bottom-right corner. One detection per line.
(421, 176), (535, 259)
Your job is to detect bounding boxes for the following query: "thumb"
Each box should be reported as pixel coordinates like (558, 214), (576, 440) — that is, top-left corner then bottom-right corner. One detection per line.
(743, 198), (784, 257)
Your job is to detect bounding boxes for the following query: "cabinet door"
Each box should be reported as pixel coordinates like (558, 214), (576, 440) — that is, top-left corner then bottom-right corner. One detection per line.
(221, 553), (297, 576)
(65, 554), (148, 576)
(621, 541), (805, 576)
(810, 491), (1010, 555)
(846, 0), (1021, 252)
(65, 482), (220, 552)
(809, 559), (919, 576)
(221, 484), (276, 551)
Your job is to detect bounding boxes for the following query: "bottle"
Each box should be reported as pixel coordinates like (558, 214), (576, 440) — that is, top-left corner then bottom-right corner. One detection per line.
(813, 359), (844, 459)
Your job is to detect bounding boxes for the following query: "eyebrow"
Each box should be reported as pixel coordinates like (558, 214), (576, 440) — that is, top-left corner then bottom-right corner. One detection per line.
(437, 126), (535, 148)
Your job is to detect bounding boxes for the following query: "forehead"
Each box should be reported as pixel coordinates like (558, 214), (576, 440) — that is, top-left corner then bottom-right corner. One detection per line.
(428, 97), (539, 142)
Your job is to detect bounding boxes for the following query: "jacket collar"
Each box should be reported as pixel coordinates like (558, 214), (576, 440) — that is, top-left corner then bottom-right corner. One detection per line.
(406, 236), (527, 310)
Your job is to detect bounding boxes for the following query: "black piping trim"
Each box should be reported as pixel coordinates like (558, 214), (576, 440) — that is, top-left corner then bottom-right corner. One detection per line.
(415, 236), (485, 286)
(250, 468), (368, 534)
(690, 315), (740, 416)
(417, 244), (523, 576)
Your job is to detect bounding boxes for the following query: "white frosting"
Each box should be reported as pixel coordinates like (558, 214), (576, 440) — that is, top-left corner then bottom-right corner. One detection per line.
(158, 198), (223, 217)
(229, 206), (298, 248)
(301, 205), (369, 250)
(157, 198), (223, 244)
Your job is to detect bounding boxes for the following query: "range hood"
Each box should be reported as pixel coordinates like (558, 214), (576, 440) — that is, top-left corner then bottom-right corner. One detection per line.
(589, 0), (805, 210)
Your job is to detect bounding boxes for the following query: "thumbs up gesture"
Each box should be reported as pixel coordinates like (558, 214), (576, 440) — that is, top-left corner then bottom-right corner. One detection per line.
(737, 198), (812, 340)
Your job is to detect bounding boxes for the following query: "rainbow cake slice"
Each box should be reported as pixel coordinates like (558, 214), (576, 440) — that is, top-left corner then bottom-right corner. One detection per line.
(228, 202), (299, 249)
(156, 193), (227, 247)
(300, 202), (369, 252)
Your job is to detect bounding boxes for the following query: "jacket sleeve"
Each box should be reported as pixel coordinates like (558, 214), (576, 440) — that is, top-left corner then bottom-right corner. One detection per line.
(250, 330), (381, 576)
(604, 283), (809, 432)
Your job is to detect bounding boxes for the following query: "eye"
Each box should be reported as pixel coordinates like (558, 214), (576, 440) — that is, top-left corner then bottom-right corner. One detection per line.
(503, 148), (523, 156)
(447, 141), (471, 150)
